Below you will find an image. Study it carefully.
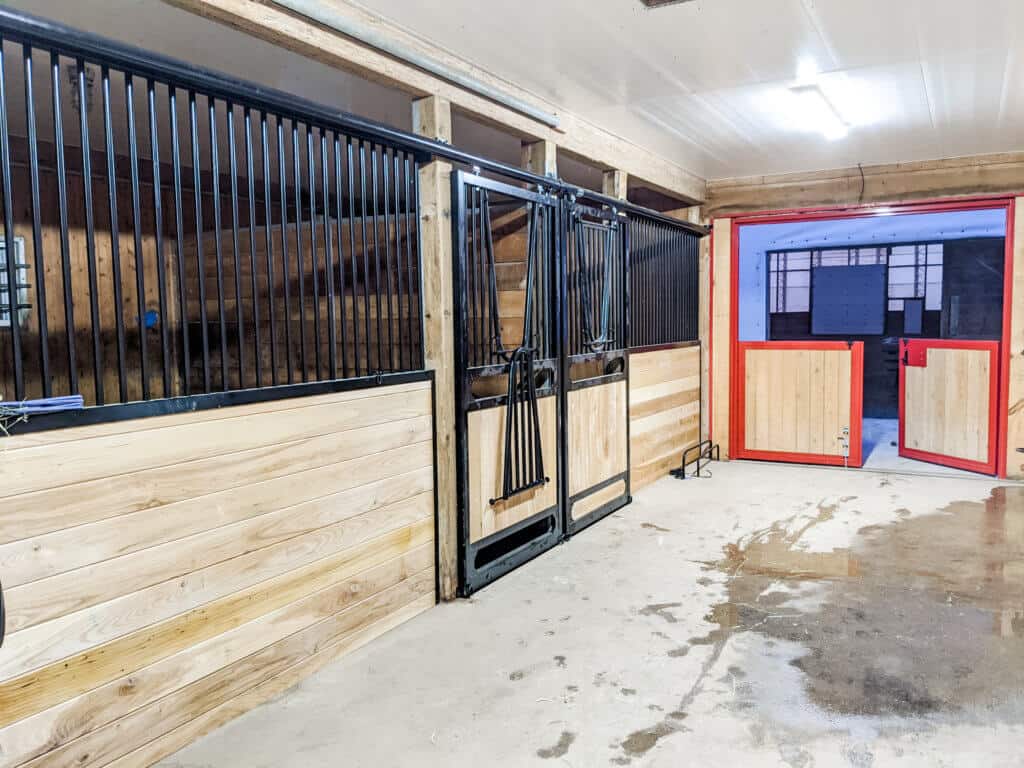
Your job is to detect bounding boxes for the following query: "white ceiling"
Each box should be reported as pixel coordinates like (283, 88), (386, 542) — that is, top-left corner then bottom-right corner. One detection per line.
(351, 0), (1024, 180)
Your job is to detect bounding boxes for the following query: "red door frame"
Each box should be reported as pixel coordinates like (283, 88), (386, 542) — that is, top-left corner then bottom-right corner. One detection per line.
(735, 340), (864, 467)
(898, 339), (1001, 474)
(712, 194), (1017, 478)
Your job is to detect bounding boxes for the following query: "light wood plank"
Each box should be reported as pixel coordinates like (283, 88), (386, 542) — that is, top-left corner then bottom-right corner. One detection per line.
(568, 381), (628, 496)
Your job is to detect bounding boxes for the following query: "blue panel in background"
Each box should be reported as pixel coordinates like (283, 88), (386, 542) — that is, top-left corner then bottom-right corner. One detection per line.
(811, 264), (886, 335)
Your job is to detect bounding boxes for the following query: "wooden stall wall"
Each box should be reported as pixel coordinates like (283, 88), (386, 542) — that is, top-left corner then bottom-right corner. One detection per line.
(0, 379), (436, 768)
(629, 345), (701, 489)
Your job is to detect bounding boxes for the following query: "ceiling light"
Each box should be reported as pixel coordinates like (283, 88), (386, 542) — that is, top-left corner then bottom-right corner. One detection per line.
(788, 84), (848, 141)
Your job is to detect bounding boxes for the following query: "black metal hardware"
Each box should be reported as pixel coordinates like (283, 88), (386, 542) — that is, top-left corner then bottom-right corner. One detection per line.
(491, 346), (549, 504)
(0, 577), (5, 648)
(671, 440), (719, 479)
(627, 212), (701, 351)
(0, 15), (425, 430)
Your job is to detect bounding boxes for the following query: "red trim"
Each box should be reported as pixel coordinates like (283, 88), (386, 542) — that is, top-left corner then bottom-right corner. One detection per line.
(734, 341), (864, 468)
(713, 193), (1016, 478)
(898, 339), (1000, 475)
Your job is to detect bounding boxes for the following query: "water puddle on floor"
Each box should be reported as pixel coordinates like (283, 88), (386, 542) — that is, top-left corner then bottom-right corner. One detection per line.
(699, 487), (1024, 721)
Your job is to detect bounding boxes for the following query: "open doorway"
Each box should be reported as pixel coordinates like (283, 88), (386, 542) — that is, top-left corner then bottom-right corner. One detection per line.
(732, 202), (1011, 477)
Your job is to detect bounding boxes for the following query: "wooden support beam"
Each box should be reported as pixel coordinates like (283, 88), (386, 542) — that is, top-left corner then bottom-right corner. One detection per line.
(710, 218), (732, 458)
(706, 152), (1024, 216)
(521, 139), (557, 178)
(602, 169), (628, 201)
(1007, 198), (1024, 479)
(412, 96), (458, 599)
(163, 0), (705, 203)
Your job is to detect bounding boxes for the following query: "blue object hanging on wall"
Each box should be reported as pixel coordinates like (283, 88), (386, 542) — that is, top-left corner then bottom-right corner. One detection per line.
(811, 264), (886, 335)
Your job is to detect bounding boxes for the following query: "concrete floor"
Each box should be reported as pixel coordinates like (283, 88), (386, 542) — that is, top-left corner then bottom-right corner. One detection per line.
(861, 418), (977, 478)
(159, 462), (1024, 768)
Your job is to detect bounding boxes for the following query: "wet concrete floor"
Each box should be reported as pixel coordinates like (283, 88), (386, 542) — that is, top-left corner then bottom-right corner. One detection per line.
(158, 462), (1024, 768)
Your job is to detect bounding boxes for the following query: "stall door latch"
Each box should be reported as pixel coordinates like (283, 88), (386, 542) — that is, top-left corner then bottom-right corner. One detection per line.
(837, 426), (850, 469)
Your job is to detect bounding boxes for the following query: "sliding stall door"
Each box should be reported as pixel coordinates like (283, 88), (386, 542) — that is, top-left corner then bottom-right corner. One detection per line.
(899, 339), (999, 474)
(736, 341), (864, 467)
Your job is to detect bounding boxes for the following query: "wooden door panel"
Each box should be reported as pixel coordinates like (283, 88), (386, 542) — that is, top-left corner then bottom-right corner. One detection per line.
(736, 341), (863, 467)
(899, 339), (999, 474)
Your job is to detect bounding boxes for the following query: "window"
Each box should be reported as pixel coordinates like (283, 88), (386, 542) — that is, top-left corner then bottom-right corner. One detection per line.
(769, 243), (944, 315)
(887, 244), (942, 311)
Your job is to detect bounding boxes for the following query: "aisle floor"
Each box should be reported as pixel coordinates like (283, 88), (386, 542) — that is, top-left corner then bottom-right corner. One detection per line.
(159, 462), (1024, 767)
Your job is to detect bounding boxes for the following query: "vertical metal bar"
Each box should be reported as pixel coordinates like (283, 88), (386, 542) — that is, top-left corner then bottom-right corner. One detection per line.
(370, 144), (383, 371)
(347, 137), (361, 377)
(76, 58), (103, 402)
(168, 85), (189, 396)
(261, 111), (278, 385)
(24, 48), (50, 397)
(208, 97), (228, 390)
(411, 159), (422, 367)
(305, 126), (321, 379)
(100, 68), (126, 399)
(277, 118), (293, 383)
(322, 131), (337, 378)
(470, 185), (481, 365)
(404, 156), (417, 368)
(333, 134), (348, 378)
(125, 73), (149, 399)
(0, 38), (22, 400)
(226, 102), (245, 387)
(381, 147), (395, 372)
(147, 77), (171, 397)
(358, 141), (371, 374)
(392, 150), (405, 371)
(188, 90), (210, 392)
(51, 52), (77, 394)
(291, 121), (307, 381)
(245, 107), (262, 387)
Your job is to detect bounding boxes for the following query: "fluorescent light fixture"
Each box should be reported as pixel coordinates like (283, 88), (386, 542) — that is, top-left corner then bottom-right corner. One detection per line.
(789, 84), (848, 140)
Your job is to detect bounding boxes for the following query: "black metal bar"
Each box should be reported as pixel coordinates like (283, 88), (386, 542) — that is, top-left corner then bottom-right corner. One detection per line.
(291, 121), (307, 382)
(208, 97), (228, 390)
(382, 147), (396, 372)
(322, 131), (337, 379)
(347, 136), (361, 377)
(277, 117), (293, 384)
(261, 111), (278, 385)
(24, 47), (50, 397)
(245, 107), (262, 388)
(189, 89), (210, 392)
(100, 65), (126, 399)
(0, 37), (22, 400)
(147, 77), (171, 398)
(405, 155), (417, 368)
(392, 149), (405, 371)
(125, 73), (148, 399)
(358, 141), (371, 374)
(306, 126), (321, 380)
(333, 133), (349, 378)
(168, 85), (189, 396)
(370, 143), (383, 372)
(76, 58), (101, 403)
(227, 101), (245, 387)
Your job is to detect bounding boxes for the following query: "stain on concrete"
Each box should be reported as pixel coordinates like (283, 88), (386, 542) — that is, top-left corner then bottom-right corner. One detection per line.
(705, 487), (1024, 719)
(553, 655), (567, 668)
(508, 670), (526, 682)
(620, 722), (678, 757)
(620, 687), (637, 696)
(696, 576), (714, 587)
(667, 645), (690, 658)
(536, 730), (575, 759)
(639, 602), (682, 623)
(642, 522), (671, 532)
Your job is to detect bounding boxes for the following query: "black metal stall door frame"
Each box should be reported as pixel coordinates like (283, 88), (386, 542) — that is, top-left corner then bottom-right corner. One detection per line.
(562, 194), (631, 535)
(452, 170), (563, 595)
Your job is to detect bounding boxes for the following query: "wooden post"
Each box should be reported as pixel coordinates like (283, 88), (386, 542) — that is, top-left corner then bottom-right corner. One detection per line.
(1006, 198), (1024, 478)
(711, 217), (732, 458)
(521, 139), (557, 177)
(602, 169), (628, 201)
(412, 95), (458, 599)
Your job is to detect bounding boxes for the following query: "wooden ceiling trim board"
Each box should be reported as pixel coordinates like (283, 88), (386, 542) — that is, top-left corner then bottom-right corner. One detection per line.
(162, 0), (707, 202)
